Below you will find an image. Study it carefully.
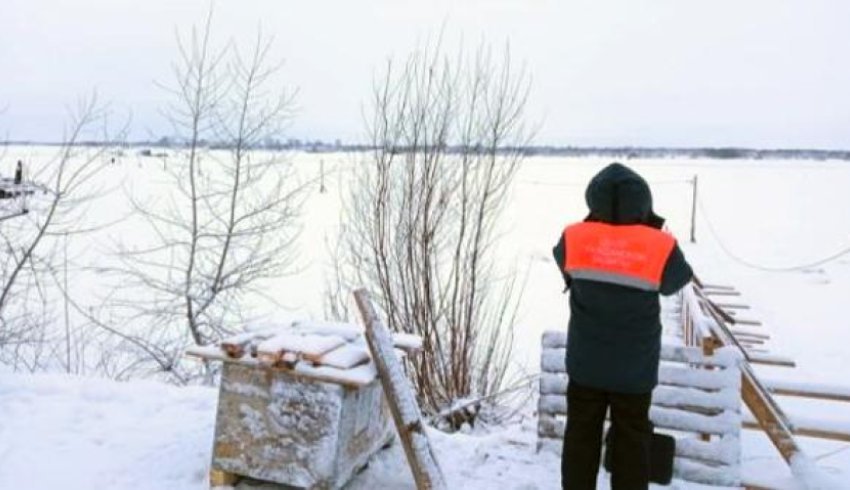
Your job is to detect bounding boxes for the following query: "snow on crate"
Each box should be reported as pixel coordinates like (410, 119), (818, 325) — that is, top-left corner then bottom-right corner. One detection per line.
(186, 320), (421, 387)
(187, 319), (426, 489)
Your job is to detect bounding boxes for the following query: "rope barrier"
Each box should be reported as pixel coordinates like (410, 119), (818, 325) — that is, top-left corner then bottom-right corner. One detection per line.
(697, 195), (850, 272)
(517, 178), (692, 188)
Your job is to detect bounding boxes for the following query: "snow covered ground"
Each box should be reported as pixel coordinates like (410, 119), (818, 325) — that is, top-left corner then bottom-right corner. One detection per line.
(2, 148), (850, 488)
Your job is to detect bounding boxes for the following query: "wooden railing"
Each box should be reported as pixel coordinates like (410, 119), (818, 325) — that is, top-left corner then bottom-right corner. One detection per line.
(682, 278), (850, 487)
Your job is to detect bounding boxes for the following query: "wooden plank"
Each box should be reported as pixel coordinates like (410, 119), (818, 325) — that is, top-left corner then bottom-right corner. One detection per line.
(257, 332), (346, 364)
(743, 421), (850, 443)
(185, 346), (373, 388)
(539, 373), (568, 395)
(539, 416), (740, 468)
(703, 290), (742, 297)
(736, 338), (766, 346)
(762, 379), (850, 403)
(730, 329), (770, 340)
(537, 413), (564, 440)
(540, 394), (739, 436)
(653, 385), (740, 412)
(353, 289), (447, 490)
(674, 458), (740, 487)
(650, 406), (740, 436)
(732, 318), (763, 327)
(716, 303), (751, 310)
(700, 284), (737, 291)
(660, 344), (742, 368)
(541, 348), (566, 373)
(542, 330), (567, 349)
(659, 364), (741, 391)
(748, 352), (796, 368)
(539, 394), (567, 415)
(209, 469), (240, 487)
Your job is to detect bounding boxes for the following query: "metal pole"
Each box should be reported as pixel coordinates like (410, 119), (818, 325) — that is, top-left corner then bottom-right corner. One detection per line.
(690, 174), (698, 243)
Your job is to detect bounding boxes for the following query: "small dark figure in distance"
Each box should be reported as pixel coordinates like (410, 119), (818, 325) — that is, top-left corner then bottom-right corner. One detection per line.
(14, 160), (23, 185)
(553, 163), (693, 490)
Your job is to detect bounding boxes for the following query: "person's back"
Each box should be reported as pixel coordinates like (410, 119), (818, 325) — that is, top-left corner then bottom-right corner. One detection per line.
(553, 163), (692, 489)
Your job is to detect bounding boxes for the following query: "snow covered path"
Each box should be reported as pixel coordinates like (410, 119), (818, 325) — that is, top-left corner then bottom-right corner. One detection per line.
(0, 375), (215, 490)
(1, 373), (723, 490)
(2, 366), (849, 489)
(0, 374), (566, 490)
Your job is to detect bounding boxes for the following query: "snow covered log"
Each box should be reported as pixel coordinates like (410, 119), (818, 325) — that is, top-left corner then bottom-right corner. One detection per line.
(761, 377), (850, 403)
(540, 348), (566, 373)
(538, 415), (740, 468)
(673, 458), (741, 487)
(538, 394), (740, 435)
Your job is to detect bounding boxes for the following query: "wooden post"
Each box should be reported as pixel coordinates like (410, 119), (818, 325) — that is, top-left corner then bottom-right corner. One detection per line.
(699, 336), (718, 441)
(353, 289), (447, 490)
(320, 159), (327, 193)
(690, 174), (698, 244)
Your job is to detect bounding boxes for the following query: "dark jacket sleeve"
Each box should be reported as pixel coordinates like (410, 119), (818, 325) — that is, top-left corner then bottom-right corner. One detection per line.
(659, 242), (693, 296)
(552, 234), (571, 292)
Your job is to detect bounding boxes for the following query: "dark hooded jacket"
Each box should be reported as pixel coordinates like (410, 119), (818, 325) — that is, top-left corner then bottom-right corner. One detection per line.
(552, 163), (692, 393)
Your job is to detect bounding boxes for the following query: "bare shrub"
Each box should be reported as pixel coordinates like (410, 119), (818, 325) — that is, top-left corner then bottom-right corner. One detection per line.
(0, 96), (116, 372)
(106, 13), (304, 383)
(329, 42), (532, 428)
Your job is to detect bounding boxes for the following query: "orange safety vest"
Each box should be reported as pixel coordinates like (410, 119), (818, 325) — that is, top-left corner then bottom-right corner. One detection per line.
(562, 222), (676, 291)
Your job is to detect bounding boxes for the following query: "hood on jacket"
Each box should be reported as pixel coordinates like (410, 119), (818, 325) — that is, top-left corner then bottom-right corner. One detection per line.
(584, 162), (665, 228)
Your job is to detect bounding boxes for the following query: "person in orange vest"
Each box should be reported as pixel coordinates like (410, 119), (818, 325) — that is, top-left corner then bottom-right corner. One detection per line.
(553, 163), (692, 489)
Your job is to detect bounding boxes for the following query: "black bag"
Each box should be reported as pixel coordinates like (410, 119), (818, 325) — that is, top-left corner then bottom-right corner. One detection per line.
(603, 426), (675, 485)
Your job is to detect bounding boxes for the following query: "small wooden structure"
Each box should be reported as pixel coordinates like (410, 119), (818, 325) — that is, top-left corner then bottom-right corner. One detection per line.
(188, 321), (423, 489)
(537, 330), (744, 487)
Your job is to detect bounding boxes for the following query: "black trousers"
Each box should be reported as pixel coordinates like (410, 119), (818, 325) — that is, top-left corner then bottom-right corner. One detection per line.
(561, 380), (652, 490)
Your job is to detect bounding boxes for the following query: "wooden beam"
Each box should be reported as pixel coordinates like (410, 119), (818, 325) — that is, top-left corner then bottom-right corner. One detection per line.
(747, 353), (796, 368)
(743, 421), (850, 443)
(209, 469), (240, 487)
(715, 303), (751, 310)
(733, 319), (763, 327)
(353, 289), (447, 490)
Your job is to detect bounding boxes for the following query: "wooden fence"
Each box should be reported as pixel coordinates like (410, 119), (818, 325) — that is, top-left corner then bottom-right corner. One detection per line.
(537, 330), (743, 487)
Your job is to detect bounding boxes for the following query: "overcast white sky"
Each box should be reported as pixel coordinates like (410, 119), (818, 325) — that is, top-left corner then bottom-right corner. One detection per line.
(2, 0), (849, 148)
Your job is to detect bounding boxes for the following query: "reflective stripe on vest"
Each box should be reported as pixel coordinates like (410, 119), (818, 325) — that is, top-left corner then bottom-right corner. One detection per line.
(563, 222), (676, 291)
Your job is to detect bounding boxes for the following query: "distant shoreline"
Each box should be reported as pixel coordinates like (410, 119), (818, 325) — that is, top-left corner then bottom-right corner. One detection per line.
(4, 141), (850, 161)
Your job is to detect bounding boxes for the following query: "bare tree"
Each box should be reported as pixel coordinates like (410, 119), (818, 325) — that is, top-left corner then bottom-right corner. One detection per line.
(329, 42), (532, 428)
(106, 14), (304, 383)
(0, 96), (114, 372)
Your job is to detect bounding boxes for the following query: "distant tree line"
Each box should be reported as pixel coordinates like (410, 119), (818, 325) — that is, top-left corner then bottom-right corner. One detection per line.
(7, 139), (850, 161)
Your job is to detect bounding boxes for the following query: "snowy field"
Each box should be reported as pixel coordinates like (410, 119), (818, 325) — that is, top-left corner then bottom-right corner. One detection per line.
(2, 147), (850, 488)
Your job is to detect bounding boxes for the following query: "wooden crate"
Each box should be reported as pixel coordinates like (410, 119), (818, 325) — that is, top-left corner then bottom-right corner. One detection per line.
(210, 362), (393, 489)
